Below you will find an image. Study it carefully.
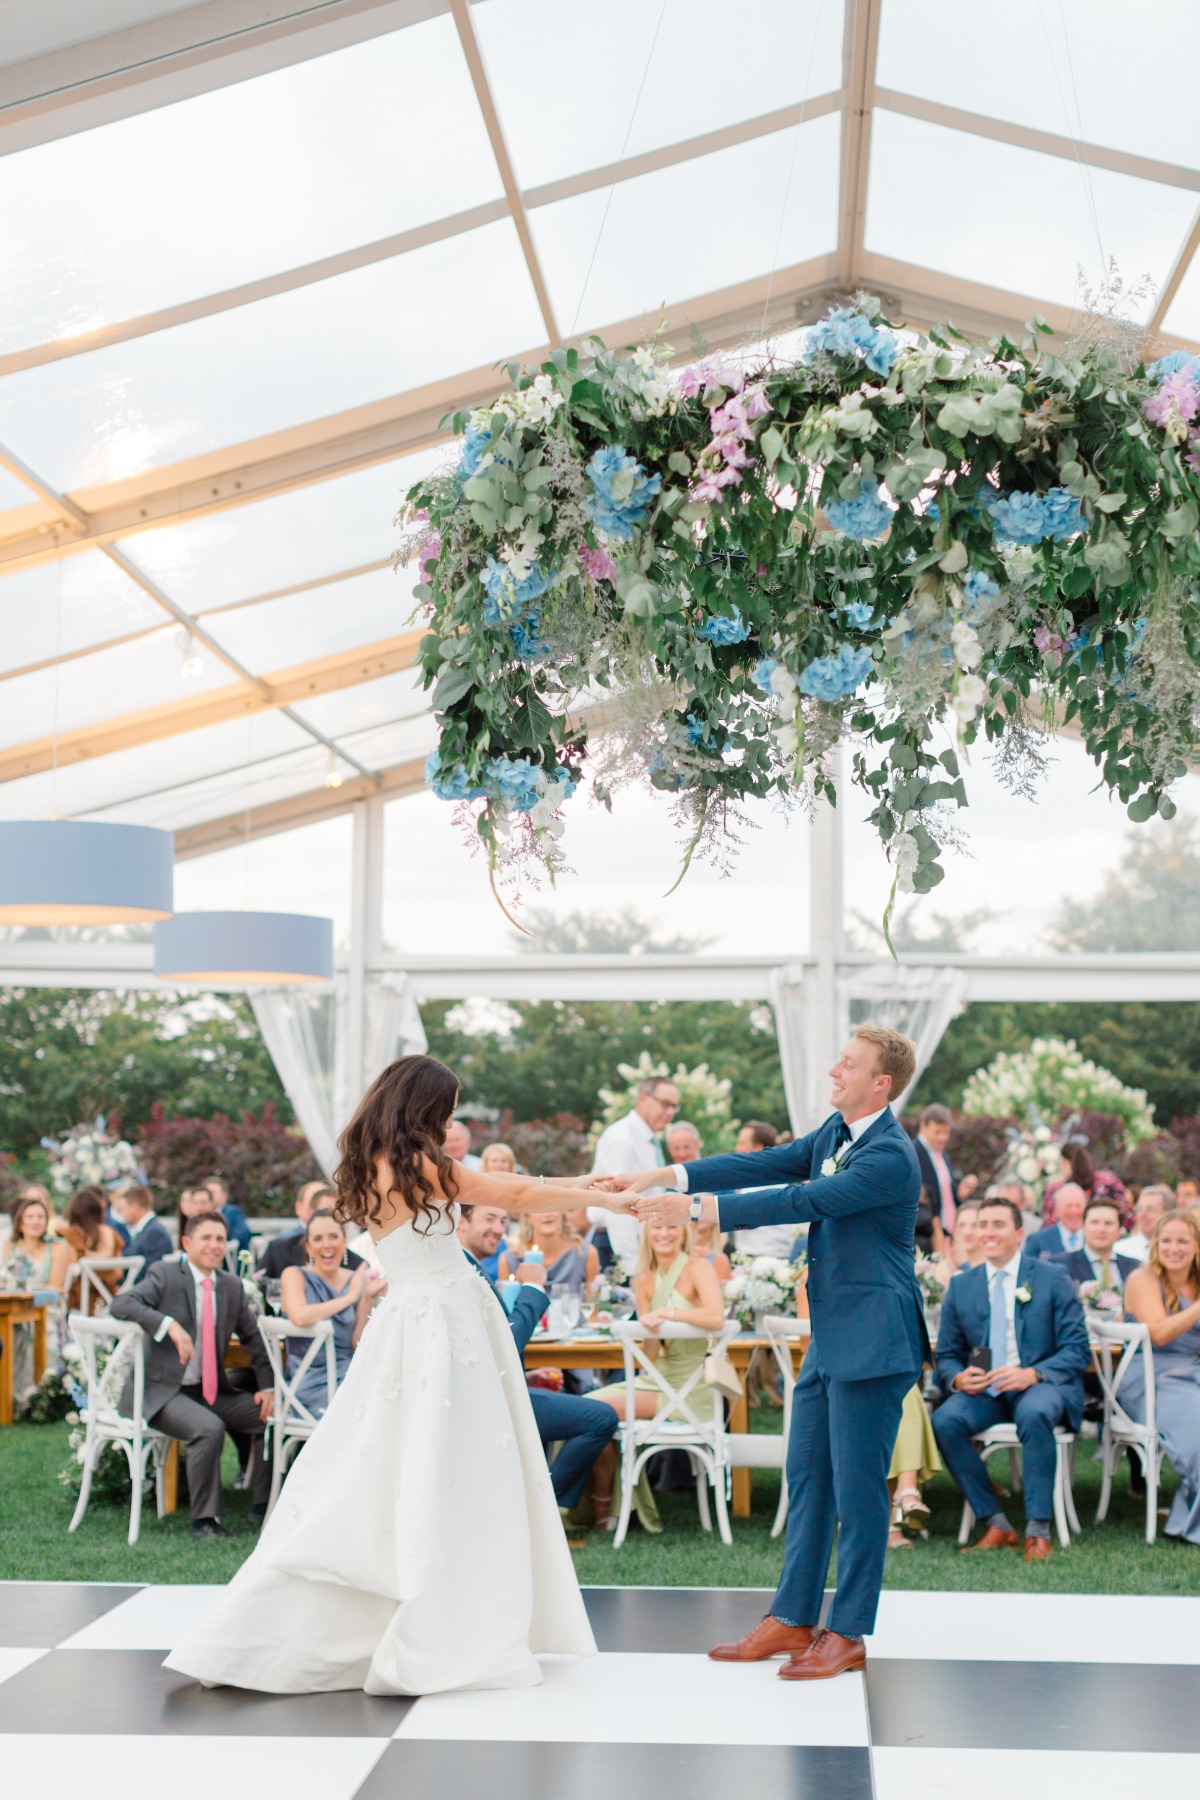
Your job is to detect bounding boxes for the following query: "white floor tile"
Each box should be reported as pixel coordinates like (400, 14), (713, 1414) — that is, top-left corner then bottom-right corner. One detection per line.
(873, 1747), (1200, 1800)
(868, 1591), (1200, 1664)
(59, 1585), (223, 1650)
(396, 1651), (869, 1746)
(0, 1649), (49, 1686)
(0, 1737), (389, 1800)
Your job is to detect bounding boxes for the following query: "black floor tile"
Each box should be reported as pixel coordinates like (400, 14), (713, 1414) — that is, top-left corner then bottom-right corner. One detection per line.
(0, 1649), (412, 1737)
(358, 1740), (873, 1800)
(0, 1583), (142, 1648)
(867, 1658), (1200, 1753)
(582, 1587), (776, 1652)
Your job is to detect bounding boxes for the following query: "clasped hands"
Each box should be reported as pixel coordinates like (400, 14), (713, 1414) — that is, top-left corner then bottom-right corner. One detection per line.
(588, 1168), (692, 1227)
(954, 1364), (1040, 1394)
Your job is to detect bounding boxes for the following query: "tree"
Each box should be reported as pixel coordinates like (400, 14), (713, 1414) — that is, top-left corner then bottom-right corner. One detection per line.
(511, 905), (713, 955)
(0, 988), (295, 1168)
(1047, 815), (1200, 952)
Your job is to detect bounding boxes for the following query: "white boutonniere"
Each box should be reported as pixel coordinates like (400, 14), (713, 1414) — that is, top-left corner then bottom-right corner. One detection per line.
(820, 1140), (852, 1179)
(1015, 1284), (1033, 1305)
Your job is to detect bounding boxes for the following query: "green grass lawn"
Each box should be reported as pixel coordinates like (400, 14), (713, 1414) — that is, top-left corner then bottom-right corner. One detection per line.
(3, 1411), (1193, 1593)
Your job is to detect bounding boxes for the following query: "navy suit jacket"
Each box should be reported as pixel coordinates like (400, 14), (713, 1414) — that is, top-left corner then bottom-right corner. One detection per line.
(1054, 1247), (1141, 1290)
(682, 1108), (926, 1383)
(1025, 1222), (1088, 1262)
(463, 1249), (549, 1354)
(935, 1253), (1090, 1427)
(129, 1216), (174, 1276)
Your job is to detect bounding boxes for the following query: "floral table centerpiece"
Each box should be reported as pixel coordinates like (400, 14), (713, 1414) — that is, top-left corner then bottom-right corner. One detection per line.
(723, 1253), (801, 1332)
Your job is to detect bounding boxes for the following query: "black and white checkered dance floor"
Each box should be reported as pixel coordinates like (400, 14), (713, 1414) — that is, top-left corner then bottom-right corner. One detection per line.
(2, 1582), (1197, 1798)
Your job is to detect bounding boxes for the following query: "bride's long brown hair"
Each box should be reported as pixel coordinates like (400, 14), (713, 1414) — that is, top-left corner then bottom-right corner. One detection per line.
(334, 1055), (461, 1235)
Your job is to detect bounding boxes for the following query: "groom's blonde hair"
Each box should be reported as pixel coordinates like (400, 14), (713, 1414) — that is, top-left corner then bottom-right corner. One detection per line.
(852, 1023), (917, 1097)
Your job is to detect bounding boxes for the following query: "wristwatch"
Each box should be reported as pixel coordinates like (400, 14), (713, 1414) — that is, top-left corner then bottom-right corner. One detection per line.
(688, 1197), (703, 1223)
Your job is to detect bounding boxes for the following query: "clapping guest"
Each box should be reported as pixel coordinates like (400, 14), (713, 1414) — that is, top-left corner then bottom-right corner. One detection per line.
(1116, 1185), (1174, 1263)
(933, 1197), (1089, 1561)
(280, 1212), (384, 1418)
(109, 1212), (274, 1538)
(1055, 1198), (1140, 1295)
(110, 1185), (173, 1275)
(198, 1175), (252, 1255)
(1025, 1183), (1088, 1259)
(1121, 1212), (1200, 1545)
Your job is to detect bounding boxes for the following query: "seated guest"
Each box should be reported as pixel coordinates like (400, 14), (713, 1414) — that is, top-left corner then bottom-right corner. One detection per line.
(198, 1174), (252, 1255)
(109, 1212), (274, 1538)
(444, 1116), (482, 1169)
(2, 1190), (71, 1399)
(111, 1184), (174, 1276)
(498, 1210), (599, 1294)
(690, 1215), (733, 1281)
(568, 1205), (613, 1275)
(259, 1181), (359, 1279)
(888, 1385), (942, 1548)
(914, 1103), (956, 1255)
(1177, 1178), (1199, 1209)
(590, 1220), (728, 1534)
(728, 1120), (798, 1260)
(479, 1141), (519, 1174)
(931, 1198), (984, 1291)
(457, 1202), (618, 1526)
(666, 1120), (703, 1165)
(933, 1196), (1089, 1561)
(1122, 1212), (1200, 1545)
(957, 1173), (980, 1203)
(1055, 1197), (1140, 1295)
(1025, 1182), (1088, 1259)
(62, 1186), (126, 1310)
(1116, 1185), (1174, 1263)
(280, 1211), (384, 1417)
(664, 1121), (729, 1278)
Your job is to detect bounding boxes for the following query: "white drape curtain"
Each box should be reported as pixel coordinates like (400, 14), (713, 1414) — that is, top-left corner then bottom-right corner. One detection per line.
(838, 964), (968, 1114)
(251, 974), (428, 1178)
(767, 962), (810, 1136)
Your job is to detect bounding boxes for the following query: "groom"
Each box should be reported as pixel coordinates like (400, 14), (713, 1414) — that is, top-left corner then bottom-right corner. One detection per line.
(597, 1023), (924, 1680)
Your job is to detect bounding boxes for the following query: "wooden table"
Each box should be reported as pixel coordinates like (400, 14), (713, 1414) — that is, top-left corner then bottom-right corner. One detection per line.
(0, 1292), (49, 1425)
(523, 1333), (808, 1518)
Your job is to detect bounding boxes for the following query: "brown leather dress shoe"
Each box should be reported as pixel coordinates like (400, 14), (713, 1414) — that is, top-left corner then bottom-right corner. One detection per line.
(1024, 1535), (1053, 1561)
(778, 1629), (866, 1681)
(961, 1524), (1021, 1553)
(708, 1616), (816, 1662)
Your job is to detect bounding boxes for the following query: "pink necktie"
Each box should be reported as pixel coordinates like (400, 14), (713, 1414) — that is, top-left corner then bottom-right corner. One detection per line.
(935, 1155), (955, 1232)
(200, 1276), (218, 1405)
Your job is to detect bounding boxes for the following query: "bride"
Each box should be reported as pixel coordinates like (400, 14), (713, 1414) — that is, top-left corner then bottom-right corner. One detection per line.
(165, 1054), (606, 1696)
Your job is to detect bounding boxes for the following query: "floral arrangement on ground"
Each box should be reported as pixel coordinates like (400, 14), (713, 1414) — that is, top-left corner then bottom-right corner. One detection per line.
(399, 297), (1200, 937)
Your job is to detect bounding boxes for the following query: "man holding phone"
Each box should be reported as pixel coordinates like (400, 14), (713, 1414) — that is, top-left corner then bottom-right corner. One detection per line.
(933, 1196), (1090, 1561)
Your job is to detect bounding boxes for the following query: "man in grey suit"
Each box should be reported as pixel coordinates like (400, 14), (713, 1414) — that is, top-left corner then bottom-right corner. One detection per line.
(110, 1211), (274, 1539)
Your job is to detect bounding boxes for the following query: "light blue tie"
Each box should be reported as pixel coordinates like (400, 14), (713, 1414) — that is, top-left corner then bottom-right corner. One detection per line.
(987, 1270), (1008, 1397)
(1063, 1228), (1083, 1252)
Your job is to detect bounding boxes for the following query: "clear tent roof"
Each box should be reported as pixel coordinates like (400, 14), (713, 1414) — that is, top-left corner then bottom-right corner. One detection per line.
(1, 0), (1198, 869)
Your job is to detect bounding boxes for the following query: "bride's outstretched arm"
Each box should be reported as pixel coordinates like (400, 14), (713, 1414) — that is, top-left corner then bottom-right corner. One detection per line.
(451, 1162), (632, 1215)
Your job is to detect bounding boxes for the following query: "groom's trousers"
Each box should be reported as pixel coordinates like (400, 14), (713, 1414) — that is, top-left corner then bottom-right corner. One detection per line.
(773, 1357), (917, 1640)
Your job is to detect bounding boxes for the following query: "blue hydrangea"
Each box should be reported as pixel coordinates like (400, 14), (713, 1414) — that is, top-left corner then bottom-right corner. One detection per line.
(839, 600), (875, 630)
(751, 655), (779, 692)
(825, 478), (895, 540)
(486, 755), (543, 814)
(797, 643), (875, 701)
(585, 446), (662, 540)
(480, 556), (555, 624)
(459, 424), (491, 479)
(508, 610), (551, 661)
(962, 569), (1000, 602)
(1149, 350), (1200, 384)
(425, 751), (487, 803)
(697, 607), (750, 646)
(984, 487), (1086, 544)
(684, 713), (711, 747)
(805, 308), (898, 378)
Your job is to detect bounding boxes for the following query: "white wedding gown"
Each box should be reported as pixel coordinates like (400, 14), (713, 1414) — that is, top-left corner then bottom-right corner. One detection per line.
(165, 1213), (596, 1694)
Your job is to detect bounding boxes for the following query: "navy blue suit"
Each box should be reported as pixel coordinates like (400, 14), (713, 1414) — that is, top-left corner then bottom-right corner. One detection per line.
(464, 1253), (617, 1509)
(128, 1216), (174, 1275)
(933, 1254), (1089, 1528)
(1054, 1248), (1141, 1290)
(220, 1204), (253, 1255)
(1025, 1222), (1087, 1261)
(682, 1107), (925, 1638)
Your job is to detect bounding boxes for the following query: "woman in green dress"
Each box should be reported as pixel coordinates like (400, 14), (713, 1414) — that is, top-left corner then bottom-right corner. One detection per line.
(591, 1220), (727, 1533)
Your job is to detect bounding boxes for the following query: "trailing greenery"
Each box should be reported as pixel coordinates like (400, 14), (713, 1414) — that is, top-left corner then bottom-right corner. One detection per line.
(402, 301), (1200, 929)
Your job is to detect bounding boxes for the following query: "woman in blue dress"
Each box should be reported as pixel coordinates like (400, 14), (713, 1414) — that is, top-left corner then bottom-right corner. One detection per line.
(280, 1209), (386, 1417)
(1123, 1211), (1200, 1546)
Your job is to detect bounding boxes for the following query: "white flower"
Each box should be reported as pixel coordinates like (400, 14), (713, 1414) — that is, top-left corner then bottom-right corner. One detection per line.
(950, 620), (982, 670)
(821, 1157), (837, 1177)
(1016, 1156), (1040, 1182)
(1015, 1285), (1033, 1305)
(953, 672), (986, 723)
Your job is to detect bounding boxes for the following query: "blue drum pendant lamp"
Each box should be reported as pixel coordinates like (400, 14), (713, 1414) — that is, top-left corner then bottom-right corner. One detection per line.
(0, 820), (175, 923)
(154, 910), (334, 984)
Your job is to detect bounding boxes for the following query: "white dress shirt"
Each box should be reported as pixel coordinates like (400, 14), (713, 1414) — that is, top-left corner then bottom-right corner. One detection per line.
(155, 1257), (221, 1386)
(985, 1248), (1024, 1368)
(1115, 1232), (1149, 1263)
(588, 1109), (664, 1268)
